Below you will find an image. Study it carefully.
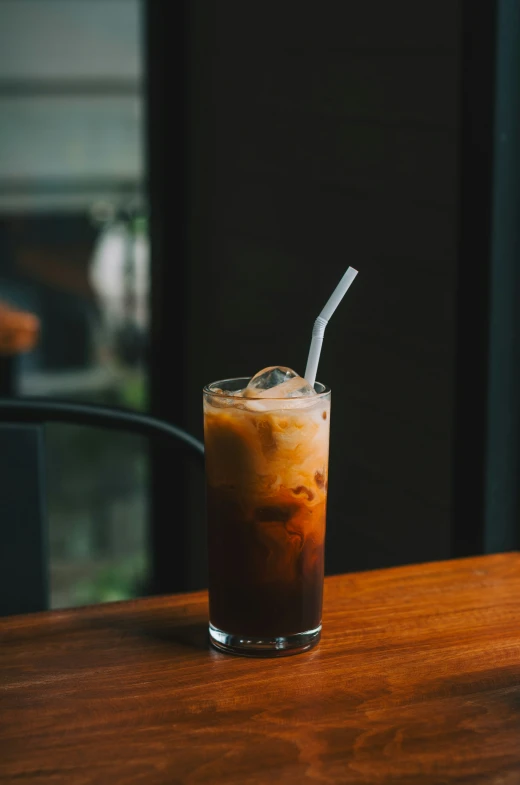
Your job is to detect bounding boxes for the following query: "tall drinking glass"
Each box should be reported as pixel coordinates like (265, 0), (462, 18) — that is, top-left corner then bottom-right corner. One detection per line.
(203, 377), (330, 656)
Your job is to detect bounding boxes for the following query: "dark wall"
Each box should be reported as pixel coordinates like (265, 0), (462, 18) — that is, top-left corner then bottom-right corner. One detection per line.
(181, 1), (461, 581)
(150, 1), (462, 585)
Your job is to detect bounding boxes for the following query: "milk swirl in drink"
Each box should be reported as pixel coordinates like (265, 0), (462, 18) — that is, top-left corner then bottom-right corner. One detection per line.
(204, 367), (330, 656)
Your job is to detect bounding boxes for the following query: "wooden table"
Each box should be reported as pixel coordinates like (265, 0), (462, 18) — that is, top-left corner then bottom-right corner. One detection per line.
(1, 554), (520, 784)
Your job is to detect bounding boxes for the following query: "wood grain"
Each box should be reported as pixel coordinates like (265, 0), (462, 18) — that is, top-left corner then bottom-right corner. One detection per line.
(1, 554), (520, 784)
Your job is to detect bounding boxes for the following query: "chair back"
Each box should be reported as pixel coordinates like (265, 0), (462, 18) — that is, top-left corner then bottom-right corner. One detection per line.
(0, 399), (204, 615)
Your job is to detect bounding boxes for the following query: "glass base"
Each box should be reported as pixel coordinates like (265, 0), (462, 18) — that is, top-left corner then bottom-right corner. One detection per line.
(209, 623), (321, 657)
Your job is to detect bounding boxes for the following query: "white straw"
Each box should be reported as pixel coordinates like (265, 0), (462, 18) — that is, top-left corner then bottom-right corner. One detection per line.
(304, 267), (358, 387)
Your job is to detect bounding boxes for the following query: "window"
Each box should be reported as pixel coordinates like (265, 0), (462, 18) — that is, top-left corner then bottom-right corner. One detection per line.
(0, 0), (150, 607)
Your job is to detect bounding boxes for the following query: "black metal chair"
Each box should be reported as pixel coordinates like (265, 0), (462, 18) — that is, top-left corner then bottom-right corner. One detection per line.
(0, 398), (204, 616)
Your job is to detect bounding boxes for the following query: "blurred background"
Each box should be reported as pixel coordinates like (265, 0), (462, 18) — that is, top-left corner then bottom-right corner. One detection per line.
(1, 0), (518, 609)
(0, 0), (149, 606)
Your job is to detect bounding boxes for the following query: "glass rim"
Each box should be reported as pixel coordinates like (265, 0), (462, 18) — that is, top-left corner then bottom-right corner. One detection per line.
(203, 376), (331, 401)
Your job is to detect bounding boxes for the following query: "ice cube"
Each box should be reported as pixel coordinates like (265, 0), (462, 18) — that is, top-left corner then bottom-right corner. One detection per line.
(210, 386), (245, 397)
(246, 366), (294, 392)
(243, 366), (316, 398)
(205, 386), (246, 408)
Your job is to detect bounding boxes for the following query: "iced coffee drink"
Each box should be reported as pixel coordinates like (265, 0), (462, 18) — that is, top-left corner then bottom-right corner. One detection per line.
(204, 367), (330, 656)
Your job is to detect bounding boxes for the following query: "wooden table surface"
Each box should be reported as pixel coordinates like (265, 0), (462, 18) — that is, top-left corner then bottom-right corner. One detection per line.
(1, 554), (520, 784)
